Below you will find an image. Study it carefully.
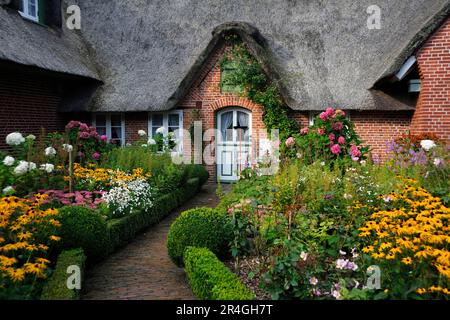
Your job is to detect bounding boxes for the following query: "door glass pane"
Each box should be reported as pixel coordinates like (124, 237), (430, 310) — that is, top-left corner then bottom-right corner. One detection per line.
(220, 111), (234, 142)
(237, 112), (250, 142)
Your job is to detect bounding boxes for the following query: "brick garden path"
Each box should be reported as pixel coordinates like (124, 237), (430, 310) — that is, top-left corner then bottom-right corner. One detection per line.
(82, 183), (227, 300)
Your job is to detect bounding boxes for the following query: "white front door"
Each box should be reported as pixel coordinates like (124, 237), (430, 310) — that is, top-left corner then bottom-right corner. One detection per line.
(217, 108), (252, 182)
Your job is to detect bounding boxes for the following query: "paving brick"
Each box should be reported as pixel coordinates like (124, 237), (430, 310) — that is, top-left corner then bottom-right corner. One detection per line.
(82, 184), (227, 300)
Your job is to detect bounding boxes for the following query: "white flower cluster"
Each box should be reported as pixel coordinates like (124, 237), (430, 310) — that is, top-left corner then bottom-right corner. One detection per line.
(102, 179), (153, 216)
(45, 147), (57, 157)
(3, 156), (15, 166)
(420, 140), (437, 151)
(6, 132), (25, 146)
(14, 161), (37, 176)
(40, 163), (55, 173)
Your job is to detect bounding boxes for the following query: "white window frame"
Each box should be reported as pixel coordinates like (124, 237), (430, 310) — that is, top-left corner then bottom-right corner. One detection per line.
(148, 110), (184, 153)
(92, 113), (125, 146)
(19, 0), (39, 23)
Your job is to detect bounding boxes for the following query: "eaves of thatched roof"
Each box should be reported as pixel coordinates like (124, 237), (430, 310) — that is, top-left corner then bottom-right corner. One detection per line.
(2, 0), (450, 112)
(0, 2), (100, 81)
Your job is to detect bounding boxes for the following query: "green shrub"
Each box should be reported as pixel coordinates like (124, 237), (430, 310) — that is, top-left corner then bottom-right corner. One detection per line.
(184, 247), (253, 300)
(185, 164), (210, 187)
(58, 207), (109, 261)
(41, 248), (86, 300)
(167, 207), (232, 267)
(107, 179), (200, 252)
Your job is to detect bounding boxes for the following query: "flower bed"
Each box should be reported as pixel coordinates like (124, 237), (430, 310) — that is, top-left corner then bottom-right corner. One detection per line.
(0, 124), (210, 300)
(175, 111), (449, 301)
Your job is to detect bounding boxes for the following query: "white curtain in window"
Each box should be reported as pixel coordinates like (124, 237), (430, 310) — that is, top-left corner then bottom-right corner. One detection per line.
(238, 112), (249, 142)
(221, 112), (233, 141)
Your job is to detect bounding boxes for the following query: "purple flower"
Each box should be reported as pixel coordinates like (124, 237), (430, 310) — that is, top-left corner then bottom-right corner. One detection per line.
(92, 152), (101, 161)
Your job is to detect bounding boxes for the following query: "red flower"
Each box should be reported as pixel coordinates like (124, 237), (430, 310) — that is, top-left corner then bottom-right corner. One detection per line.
(317, 128), (325, 135)
(330, 144), (342, 155)
(332, 122), (344, 131)
(300, 127), (309, 135)
(329, 133), (336, 142)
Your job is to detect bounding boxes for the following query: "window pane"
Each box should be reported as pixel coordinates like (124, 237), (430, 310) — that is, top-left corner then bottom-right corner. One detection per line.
(111, 127), (122, 139)
(28, 0), (37, 17)
(111, 114), (122, 127)
(152, 114), (163, 127)
(152, 127), (158, 137)
(95, 115), (106, 127)
(168, 114), (179, 127)
(96, 127), (107, 136)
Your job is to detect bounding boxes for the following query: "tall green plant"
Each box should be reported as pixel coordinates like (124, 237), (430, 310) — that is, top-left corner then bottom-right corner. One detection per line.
(219, 36), (298, 153)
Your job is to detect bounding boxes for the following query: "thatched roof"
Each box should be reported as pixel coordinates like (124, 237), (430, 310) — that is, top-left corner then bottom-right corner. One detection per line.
(3, 0), (450, 112)
(0, 2), (99, 80)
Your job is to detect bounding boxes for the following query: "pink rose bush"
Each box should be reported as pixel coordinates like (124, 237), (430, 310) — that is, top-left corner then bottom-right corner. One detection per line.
(288, 108), (368, 164)
(65, 120), (113, 163)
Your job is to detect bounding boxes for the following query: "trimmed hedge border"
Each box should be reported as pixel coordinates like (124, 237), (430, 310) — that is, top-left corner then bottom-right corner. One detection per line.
(184, 247), (254, 300)
(41, 248), (86, 300)
(107, 177), (201, 253)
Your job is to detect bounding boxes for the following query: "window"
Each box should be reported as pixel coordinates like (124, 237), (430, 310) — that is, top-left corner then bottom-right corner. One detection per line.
(92, 114), (125, 146)
(19, 0), (39, 22)
(221, 61), (244, 93)
(148, 111), (183, 152)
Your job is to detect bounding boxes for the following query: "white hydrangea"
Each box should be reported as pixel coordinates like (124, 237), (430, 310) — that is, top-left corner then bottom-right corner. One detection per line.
(14, 161), (36, 176)
(3, 156), (15, 166)
(26, 134), (36, 141)
(138, 130), (147, 137)
(102, 179), (153, 216)
(420, 140), (437, 151)
(63, 144), (73, 152)
(40, 163), (55, 173)
(45, 147), (57, 157)
(156, 127), (166, 135)
(6, 132), (25, 146)
(2, 186), (14, 195)
(147, 138), (156, 145)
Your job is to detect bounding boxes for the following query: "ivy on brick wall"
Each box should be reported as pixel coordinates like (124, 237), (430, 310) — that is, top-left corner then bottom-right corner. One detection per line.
(219, 35), (299, 152)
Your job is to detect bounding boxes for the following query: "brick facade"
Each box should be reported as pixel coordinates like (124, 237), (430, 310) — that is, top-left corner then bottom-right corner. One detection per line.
(0, 66), (68, 149)
(178, 42), (266, 179)
(1, 19), (448, 181)
(412, 17), (450, 144)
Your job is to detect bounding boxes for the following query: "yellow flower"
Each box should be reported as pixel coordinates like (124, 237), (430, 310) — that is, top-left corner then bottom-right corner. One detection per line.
(49, 235), (61, 242)
(402, 257), (413, 265)
(416, 288), (427, 295)
(0, 256), (17, 267)
(7, 268), (26, 282)
(362, 246), (374, 253)
(372, 252), (385, 259)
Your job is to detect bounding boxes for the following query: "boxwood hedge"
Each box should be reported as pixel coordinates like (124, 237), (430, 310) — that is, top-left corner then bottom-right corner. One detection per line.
(184, 247), (254, 300)
(167, 207), (232, 267)
(41, 248), (86, 300)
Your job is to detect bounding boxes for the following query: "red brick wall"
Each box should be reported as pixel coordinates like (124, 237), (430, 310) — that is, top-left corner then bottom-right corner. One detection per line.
(412, 17), (450, 144)
(125, 113), (149, 144)
(0, 68), (65, 149)
(178, 42), (266, 179)
(351, 111), (413, 158)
